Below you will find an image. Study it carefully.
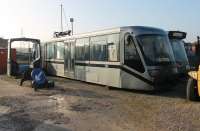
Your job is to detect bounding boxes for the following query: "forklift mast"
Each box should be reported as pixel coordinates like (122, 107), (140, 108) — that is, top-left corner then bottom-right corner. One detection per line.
(196, 36), (200, 69)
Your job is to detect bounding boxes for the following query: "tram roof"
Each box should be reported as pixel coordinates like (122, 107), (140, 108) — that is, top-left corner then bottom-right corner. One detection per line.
(45, 26), (166, 43)
(10, 38), (40, 43)
(121, 26), (166, 36)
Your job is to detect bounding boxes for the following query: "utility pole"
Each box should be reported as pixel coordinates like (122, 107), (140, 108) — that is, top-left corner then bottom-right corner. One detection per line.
(7, 39), (11, 76)
(70, 18), (74, 35)
(61, 4), (63, 32)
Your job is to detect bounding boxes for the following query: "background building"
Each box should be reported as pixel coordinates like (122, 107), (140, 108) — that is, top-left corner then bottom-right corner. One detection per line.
(0, 38), (8, 48)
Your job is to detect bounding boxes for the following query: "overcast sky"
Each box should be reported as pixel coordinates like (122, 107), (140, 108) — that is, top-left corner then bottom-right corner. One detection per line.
(0, 0), (199, 42)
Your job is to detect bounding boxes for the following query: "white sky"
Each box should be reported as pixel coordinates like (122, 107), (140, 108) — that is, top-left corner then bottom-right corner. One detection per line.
(0, 0), (199, 42)
(0, 0), (59, 40)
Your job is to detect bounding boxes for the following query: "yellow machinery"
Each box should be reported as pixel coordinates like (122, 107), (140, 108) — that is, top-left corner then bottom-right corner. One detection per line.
(187, 68), (200, 100)
(187, 36), (200, 101)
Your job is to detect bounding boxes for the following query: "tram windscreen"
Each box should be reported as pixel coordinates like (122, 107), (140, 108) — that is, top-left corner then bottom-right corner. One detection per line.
(170, 39), (188, 65)
(11, 41), (39, 65)
(137, 35), (175, 66)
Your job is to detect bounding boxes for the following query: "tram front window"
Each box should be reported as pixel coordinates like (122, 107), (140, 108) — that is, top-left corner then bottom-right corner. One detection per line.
(170, 39), (188, 65)
(137, 35), (175, 66)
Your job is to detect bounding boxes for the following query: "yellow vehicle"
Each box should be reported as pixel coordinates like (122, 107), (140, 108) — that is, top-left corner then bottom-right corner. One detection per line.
(187, 68), (200, 100)
(187, 36), (200, 101)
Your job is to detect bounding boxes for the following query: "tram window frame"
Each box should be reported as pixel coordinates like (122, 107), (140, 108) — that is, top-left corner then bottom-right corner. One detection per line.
(124, 35), (145, 73)
(46, 43), (55, 59)
(11, 41), (35, 64)
(55, 41), (64, 60)
(90, 35), (108, 61)
(107, 33), (120, 62)
(75, 37), (90, 61)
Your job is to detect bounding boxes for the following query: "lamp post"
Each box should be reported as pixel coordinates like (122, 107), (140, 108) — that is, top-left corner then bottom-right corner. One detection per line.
(70, 18), (74, 35)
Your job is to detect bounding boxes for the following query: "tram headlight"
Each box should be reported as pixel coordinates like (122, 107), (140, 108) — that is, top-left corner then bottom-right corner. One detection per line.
(148, 70), (160, 77)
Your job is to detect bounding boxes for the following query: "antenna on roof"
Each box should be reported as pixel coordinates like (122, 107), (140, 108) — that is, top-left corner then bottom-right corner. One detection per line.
(53, 4), (72, 38)
(60, 4), (63, 32)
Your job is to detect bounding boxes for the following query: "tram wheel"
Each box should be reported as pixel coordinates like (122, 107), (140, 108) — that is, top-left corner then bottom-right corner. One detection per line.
(186, 78), (198, 101)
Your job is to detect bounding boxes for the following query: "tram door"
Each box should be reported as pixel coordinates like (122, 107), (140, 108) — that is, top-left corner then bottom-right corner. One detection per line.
(64, 41), (75, 79)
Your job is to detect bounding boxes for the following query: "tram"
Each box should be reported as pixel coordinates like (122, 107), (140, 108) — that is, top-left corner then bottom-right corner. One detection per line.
(42, 26), (177, 90)
(168, 31), (190, 75)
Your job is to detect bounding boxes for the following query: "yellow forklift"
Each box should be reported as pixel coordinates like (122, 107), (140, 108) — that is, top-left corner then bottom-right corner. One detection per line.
(187, 36), (200, 101)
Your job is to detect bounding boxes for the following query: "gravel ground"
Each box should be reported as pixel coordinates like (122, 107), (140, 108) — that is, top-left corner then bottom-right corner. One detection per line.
(0, 75), (200, 131)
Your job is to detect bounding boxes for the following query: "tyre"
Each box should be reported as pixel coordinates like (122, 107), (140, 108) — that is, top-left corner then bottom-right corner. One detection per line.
(186, 78), (198, 101)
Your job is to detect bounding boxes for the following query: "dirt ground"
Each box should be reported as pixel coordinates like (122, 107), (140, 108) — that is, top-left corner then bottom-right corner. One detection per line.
(0, 75), (200, 131)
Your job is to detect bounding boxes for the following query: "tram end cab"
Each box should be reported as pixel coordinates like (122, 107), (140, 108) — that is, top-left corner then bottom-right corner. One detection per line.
(121, 26), (178, 90)
(7, 38), (41, 77)
(168, 31), (190, 76)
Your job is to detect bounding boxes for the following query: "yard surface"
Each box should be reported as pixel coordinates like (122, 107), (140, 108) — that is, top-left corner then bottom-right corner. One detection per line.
(0, 75), (200, 131)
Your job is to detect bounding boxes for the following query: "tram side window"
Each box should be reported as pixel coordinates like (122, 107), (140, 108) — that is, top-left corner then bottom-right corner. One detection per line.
(108, 34), (120, 61)
(125, 36), (145, 73)
(90, 36), (108, 61)
(85, 39), (90, 60)
(76, 38), (90, 61)
(47, 43), (55, 59)
(76, 39), (85, 60)
(55, 42), (64, 60)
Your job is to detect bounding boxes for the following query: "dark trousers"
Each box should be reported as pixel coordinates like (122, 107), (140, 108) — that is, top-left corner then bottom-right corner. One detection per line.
(20, 68), (32, 86)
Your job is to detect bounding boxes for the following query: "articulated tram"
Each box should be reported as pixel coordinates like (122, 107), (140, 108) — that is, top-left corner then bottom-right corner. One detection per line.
(42, 26), (177, 90)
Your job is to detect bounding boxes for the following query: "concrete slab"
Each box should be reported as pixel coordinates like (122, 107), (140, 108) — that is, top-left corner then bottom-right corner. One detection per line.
(34, 124), (71, 131)
(0, 106), (10, 116)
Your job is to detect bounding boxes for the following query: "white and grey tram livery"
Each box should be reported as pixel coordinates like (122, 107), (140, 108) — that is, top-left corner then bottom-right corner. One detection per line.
(42, 26), (177, 90)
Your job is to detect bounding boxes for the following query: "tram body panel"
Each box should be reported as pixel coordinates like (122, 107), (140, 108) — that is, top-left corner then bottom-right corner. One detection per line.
(45, 61), (65, 77)
(75, 65), (121, 87)
(121, 70), (154, 90)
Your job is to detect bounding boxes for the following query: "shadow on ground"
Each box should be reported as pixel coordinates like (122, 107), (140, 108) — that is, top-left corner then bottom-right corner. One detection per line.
(108, 82), (187, 100)
(31, 85), (114, 99)
(0, 109), (71, 131)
